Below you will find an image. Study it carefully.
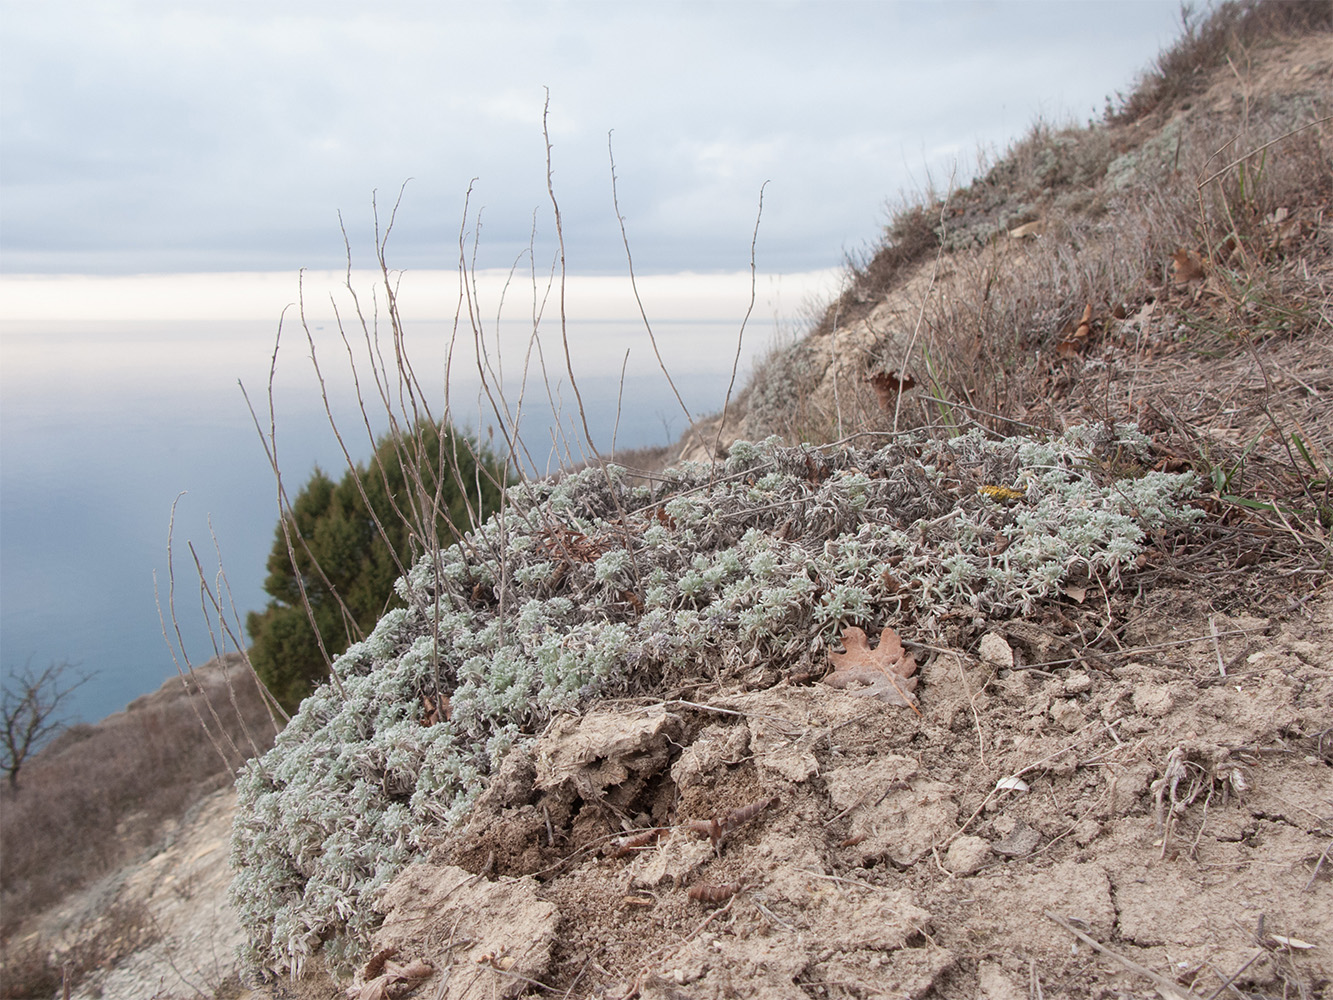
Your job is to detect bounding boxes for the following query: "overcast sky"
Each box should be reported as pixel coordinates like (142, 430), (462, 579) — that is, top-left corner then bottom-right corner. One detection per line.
(1, 1), (1185, 281)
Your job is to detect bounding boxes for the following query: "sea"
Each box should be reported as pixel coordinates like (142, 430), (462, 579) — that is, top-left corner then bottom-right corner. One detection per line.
(0, 269), (837, 725)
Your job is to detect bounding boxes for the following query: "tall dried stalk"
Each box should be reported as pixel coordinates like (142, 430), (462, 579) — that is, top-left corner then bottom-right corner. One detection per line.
(156, 495), (285, 776)
(712, 180), (769, 474)
(168, 98), (779, 748)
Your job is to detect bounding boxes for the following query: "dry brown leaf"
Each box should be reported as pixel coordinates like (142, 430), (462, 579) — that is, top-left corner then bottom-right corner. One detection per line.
(1171, 248), (1206, 284)
(1266, 206), (1303, 251)
(420, 693), (449, 727)
(1057, 303), (1094, 356)
(1075, 302), (1093, 340)
(362, 946), (397, 982)
(823, 626), (920, 710)
(536, 525), (606, 563)
(864, 370), (917, 411)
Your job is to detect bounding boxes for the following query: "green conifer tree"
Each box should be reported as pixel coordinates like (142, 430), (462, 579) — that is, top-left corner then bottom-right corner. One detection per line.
(247, 421), (507, 709)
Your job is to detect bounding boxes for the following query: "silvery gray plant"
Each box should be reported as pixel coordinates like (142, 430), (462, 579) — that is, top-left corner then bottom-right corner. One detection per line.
(230, 425), (1202, 974)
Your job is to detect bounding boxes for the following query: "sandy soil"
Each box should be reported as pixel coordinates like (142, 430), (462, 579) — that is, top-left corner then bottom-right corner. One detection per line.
(37, 582), (1332, 1000)
(339, 587), (1331, 1000)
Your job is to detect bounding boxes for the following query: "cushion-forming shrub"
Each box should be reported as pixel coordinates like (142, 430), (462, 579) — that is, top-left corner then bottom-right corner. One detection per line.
(231, 426), (1202, 974)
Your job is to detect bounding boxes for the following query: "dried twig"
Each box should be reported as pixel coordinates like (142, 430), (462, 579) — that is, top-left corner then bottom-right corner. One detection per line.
(1196, 115), (1333, 191)
(1045, 910), (1200, 1000)
(1303, 839), (1332, 891)
(607, 133), (707, 461)
(712, 181), (769, 472)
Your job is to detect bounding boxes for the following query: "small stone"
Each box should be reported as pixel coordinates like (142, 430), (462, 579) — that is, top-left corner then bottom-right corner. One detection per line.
(977, 961), (1025, 1000)
(991, 821), (1041, 857)
(1063, 672), (1092, 695)
(1111, 762), (1155, 814)
(944, 835), (992, 875)
(1072, 818), (1101, 845)
(1049, 699), (1085, 731)
(979, 632), (1015, 669)
(1132, 687), (1174, 718)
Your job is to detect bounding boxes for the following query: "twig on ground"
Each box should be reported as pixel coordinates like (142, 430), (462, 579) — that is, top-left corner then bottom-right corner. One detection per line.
(1209, 615), (1227, 676)
(1202, 948), (1266, 1000)
(950, 651), (988, 769)
(1045, 910), (1200, 1000)
(1303, 839), (1332, 891)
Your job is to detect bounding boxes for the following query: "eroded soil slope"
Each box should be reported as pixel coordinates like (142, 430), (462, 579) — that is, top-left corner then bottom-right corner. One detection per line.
(352, 589), (1331, 1000)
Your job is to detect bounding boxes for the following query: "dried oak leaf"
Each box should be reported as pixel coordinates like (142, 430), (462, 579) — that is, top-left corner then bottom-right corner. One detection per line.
(1171, 248), (1206, 285)
(362, 947), (397, 982)
(1056, 303), (1094, 356)
(823, 626), (920, 710)
(864, 370), (917, 411)
(420, 693), (450, 727)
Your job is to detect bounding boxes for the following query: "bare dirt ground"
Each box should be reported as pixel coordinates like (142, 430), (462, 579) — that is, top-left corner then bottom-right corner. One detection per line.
(34, 582), (1333, 1000)
(324, 581), (1328, 1000)
(31, 786), (247, 1000)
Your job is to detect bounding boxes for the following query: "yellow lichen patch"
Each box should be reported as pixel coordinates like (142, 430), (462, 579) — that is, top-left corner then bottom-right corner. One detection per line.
(978, 484), (1026, 502)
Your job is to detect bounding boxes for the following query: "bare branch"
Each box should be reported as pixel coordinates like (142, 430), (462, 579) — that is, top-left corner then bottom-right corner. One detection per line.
(1, 659), (94, 789)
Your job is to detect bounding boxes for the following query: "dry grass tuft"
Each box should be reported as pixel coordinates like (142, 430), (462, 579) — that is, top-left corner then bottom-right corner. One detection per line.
(1109, 0), (1333, 125)
(828, 202), (942, 334)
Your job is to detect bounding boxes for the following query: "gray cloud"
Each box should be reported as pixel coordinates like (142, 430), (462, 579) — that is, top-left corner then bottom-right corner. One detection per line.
(0, 0), (1182, 276)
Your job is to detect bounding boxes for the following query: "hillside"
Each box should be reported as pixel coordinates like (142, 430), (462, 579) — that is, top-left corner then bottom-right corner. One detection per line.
(0, 656), (276, 999)
(3, 4), (1331, 999)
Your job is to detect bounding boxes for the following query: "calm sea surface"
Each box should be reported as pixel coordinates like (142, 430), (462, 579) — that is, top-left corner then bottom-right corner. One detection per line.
(0, 309), (783, 725)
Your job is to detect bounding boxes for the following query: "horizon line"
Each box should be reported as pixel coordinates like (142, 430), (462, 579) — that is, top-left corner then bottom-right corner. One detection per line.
(0, 267), (844, 323)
